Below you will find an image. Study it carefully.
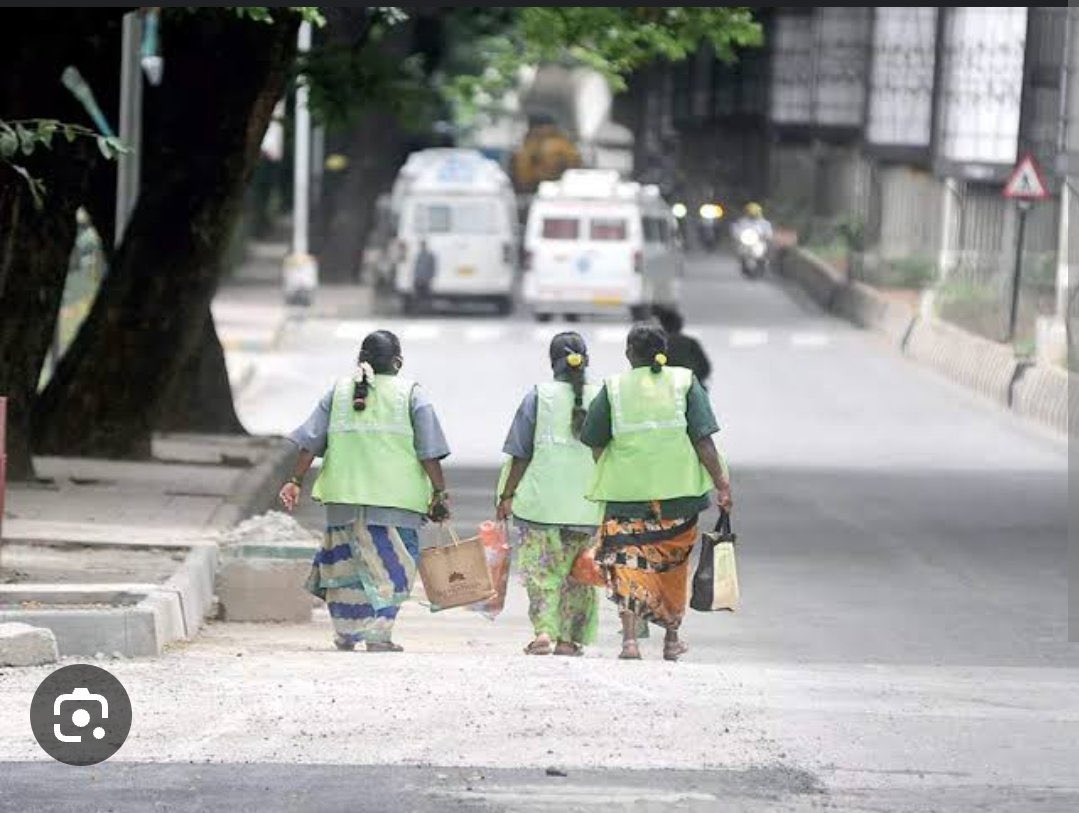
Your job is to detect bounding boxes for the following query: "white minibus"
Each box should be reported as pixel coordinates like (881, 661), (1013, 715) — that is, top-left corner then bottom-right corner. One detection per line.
(521, 170), (682, 320)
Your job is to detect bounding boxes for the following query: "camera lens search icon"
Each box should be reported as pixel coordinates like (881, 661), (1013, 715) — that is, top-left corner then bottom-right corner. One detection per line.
(30, 664), (132, 766)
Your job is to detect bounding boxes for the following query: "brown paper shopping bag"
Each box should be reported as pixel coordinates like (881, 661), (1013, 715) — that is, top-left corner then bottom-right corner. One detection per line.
(417, 524), (496, 612)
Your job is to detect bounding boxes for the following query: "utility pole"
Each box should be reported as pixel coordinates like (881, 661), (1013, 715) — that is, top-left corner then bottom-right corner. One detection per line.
(115, 11), (143, 247)
(283, 20), (318, 306)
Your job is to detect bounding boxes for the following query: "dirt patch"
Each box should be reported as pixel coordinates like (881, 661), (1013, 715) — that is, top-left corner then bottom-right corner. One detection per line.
(0, 543), (185, 585)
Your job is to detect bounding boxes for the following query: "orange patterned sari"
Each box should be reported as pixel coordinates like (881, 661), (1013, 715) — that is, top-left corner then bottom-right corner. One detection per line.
(597, 513), (698, 631)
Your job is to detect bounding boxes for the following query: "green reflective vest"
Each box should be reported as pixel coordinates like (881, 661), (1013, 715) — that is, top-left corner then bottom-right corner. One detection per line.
(311, 375), (432, 513)
(586, 366), (713, 502)
(497, 381), (603, 527)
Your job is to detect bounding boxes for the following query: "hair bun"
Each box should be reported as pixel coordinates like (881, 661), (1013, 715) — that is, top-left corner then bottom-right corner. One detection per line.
(654, 353), (668, 366)
(566, 352), (584, 368)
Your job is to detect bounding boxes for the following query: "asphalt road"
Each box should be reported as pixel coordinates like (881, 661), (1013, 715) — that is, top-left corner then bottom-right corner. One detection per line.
(0, 252), (1074, 812)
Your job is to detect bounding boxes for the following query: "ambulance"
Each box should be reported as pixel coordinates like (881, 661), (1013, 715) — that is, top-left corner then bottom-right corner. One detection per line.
(383, 148), (518, 314)
(521, 170), (682, 320)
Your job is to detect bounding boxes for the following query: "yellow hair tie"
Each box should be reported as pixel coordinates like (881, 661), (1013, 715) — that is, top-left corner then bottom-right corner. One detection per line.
(566, 352), (584, 368)
(654, 353), (668, 366)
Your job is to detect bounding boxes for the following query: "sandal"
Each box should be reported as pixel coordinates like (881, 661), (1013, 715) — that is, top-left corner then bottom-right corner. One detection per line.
(333, 635), (356, 652)
(618, 640), (642, 660)
(663, 638), (689, 662)
(524, 635), (553, 655)
(553, 641), (583, 657)
(365, 641), (404, 653)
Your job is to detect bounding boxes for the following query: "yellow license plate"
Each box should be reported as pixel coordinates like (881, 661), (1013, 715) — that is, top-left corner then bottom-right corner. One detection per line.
(593, 294), (623, 305)
(457, 265), (476, 277)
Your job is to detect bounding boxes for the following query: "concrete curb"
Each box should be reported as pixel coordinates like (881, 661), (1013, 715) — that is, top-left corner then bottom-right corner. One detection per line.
(832, 280), (916, 348)
(209, 437), (296, 531)
(782, 247), (1068, 436)
(903, 317), (1020, 407)
(1010, 362), (1075, 436)
(0, 543), (219, 658)
(778, 247), (845, 310)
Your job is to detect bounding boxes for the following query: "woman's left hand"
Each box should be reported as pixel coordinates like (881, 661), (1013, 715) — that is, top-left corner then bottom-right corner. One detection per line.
(715, 482), (733, 513)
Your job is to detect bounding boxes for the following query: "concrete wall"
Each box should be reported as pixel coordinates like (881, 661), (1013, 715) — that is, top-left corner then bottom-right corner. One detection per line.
(874, 166), (943, 261)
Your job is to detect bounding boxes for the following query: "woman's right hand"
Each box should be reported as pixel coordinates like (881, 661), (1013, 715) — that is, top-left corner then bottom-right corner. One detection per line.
(496, 496), (513, 522)
(279, 482), (301, 513)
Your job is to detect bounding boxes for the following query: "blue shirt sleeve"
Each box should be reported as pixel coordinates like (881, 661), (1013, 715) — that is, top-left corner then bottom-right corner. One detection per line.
(502, 388), (538, 459)
(288, 388), (333, 456)
(410, 384), (450, 461)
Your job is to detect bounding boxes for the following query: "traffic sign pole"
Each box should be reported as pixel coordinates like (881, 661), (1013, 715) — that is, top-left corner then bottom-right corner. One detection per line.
(1001, 154), (1049, 345)
(1007, 201), (1030, 344)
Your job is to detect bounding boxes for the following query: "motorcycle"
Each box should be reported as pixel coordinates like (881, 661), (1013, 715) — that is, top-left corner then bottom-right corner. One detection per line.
(735, 226), (769, 278)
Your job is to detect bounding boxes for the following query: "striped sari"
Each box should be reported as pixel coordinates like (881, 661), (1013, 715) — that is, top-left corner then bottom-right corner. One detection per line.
(304, 520), (419, 645)
(597, 514), (698, 632)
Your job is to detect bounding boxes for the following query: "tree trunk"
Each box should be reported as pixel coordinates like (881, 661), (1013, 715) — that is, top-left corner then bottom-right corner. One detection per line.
(34, 10), (298, 459)
(0, 10), (124, 480)
(155, 307), (246, 434)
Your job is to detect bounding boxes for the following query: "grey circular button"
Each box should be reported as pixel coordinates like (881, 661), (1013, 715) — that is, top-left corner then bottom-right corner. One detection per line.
(30, 664), (132, 766)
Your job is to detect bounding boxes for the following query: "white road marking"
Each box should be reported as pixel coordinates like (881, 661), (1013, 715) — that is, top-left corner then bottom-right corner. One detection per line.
(464, 324), (506, 343)
(399, 323), (442, 341)
(596, 326), (627, 344)
(790, 332), (831, 348)
(333, 322), (371, 340)
(729, 329), (769, 348)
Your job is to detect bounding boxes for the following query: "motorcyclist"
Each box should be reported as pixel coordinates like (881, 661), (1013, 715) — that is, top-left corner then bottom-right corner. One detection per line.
(731, 202), (773, 243)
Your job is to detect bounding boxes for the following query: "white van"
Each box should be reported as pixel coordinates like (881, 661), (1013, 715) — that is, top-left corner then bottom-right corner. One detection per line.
(521, 170), (683, 320)
(383, 148), (518, 314)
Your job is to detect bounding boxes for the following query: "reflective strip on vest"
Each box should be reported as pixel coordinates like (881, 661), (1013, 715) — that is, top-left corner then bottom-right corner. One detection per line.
(498, 381), (602, 527)
(586, 366), (713, 503)
(311, 375), (432, 513)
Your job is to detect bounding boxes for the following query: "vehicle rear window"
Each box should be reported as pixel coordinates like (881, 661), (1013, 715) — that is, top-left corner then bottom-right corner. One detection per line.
(542, 218), (580, 240)
(589, 218), (627, 241)
(416, 201), (496, 235)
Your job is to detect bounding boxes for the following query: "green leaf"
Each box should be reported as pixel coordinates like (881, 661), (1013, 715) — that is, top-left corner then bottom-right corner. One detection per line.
(96, 135), (112, 160)
(105, 136), (128, 155)
(36, 119), (58, 149)
(15, 123), (36, 156)
(0, 129), (17, 159)
(63, 124), (77, 143)
(9, 164), (46, 209)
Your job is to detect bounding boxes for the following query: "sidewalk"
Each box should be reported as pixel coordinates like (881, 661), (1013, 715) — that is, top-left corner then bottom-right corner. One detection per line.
(0, 434), (295, 657)
(214, 239), (376, 394)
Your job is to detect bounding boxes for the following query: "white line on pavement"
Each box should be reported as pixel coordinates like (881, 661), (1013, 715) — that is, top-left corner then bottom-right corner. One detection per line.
(790, 332), (831, 348)
(729, 329), (769, 348)
(400, 324), (442, 341)
(596, 327), (627, 344)
(464, 325), (506, 343)
(333, 322), (371, 340)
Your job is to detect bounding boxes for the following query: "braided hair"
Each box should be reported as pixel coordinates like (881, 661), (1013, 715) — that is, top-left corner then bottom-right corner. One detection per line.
(352, 330), (402, 411)
(626, 323), (669, 374)
(548, 331), (589, 438)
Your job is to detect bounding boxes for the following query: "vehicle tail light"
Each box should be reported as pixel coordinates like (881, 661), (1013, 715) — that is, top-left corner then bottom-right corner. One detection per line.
(633, 250), (642, 274)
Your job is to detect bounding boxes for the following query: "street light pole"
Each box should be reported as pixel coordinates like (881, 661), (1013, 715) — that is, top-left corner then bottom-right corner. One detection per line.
(116, 11), (143, 247)
(283, 20), (318, 306)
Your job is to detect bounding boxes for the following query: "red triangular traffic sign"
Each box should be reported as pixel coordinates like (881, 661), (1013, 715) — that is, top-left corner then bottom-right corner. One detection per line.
(1003, 154), (1049, 201)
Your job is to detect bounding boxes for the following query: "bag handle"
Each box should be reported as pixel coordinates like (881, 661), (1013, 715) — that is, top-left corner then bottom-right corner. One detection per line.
(712, 510), (736, 541)
(437, 522), (461, 546)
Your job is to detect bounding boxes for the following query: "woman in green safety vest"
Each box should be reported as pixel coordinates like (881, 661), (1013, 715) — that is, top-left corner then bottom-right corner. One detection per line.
(496, 332), (603, 657)
(279, 330), (452, 653)
(580, 323), (732, 661)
